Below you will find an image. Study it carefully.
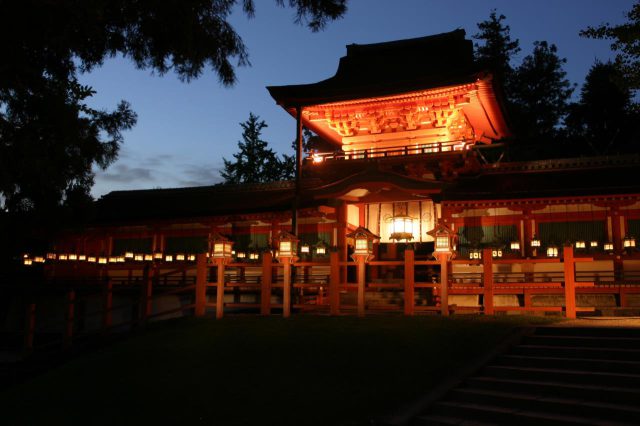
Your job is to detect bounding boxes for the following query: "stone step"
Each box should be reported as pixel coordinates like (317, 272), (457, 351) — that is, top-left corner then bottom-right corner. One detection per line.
(482, 365), (640, 387)
(466, 376), (640, 406)
(447, 387), (640, 423)
(511, 344), (640, 361)
(429, 400), (633, 426)
(496, 354), (640, 374)
(523, 334), (640, 349)
(534, 326), (640, 338)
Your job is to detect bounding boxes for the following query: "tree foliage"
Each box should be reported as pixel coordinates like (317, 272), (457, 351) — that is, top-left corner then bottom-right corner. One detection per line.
(509, 41), (574, 144)
(581, 1), (640, 91)
(565, 61), (639, 155)
(0, 0), (348, 214)
(221, 113), (292, 184)
(473, 10), (520, 89)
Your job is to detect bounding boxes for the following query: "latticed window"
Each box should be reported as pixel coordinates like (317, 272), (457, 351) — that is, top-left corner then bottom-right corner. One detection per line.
(628, 219), (640, 238)
(112, 238), (153, 255)
(457, 225), (517, 257)
(538, 221), (606, 246)
(164, 236), (208, 254)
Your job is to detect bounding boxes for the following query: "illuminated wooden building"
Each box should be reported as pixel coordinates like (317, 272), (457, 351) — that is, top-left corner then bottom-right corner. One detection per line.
(40, 30), (640, 315)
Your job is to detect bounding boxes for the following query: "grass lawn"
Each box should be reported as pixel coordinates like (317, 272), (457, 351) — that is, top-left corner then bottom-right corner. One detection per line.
(1, 314), (558, 425)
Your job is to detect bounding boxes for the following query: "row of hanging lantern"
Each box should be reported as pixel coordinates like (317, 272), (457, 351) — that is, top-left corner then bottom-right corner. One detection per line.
(22, 251), (200, 266)
(468, 234), (637, 260)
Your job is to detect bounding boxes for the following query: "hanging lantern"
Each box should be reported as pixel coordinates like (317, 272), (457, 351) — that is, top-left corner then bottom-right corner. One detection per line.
(59, 254), (69, 261)
(590, 240), (599, 248)
(249, 251), (260, 261)
(34, 256), (45, 263)
(492, 248), (503, 258)
(604, 241), (614, 252)
(276, 231), (299, 259)
(623, 235), (636, 249)
(347, 227), (379, 258)
(125, 251), (134, 260)
(531, 235), (541, 248)
(427, 222), (455, 254)
(46, 252), (57, 260)
(176, 253), (186, 261)
(388, 202), (416, 242)
(117, 255), (125, 263)
(314, 240), (328, 256)
(144, 254), (153, 261)
(98, 256), (108, 264)
(236, 251), (246, 259)
(546, 245), (559, 258)
(153, 251), (163, 261)
(300, 243), (310, 254)
(165, 254), (174, 262)
(23, 257), (33, 266)
(78, 254), (87, 261)
(469, 248), (482, 260)
(510, 240), (521, 251)
(87, 256), (97, 263)
(134, 253), (144, 261)
(209, 232), (234, 259)
(108, 256), (117, 263)
(187, 254), (196, 262)
(575, 240), (586, 250)
(68, 253), (78, 261)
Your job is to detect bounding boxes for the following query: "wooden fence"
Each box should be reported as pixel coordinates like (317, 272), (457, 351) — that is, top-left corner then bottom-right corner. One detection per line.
(8, 246), (640, 354)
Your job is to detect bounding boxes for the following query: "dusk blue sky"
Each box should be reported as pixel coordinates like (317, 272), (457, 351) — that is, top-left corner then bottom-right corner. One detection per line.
(82, 0), (636, 198)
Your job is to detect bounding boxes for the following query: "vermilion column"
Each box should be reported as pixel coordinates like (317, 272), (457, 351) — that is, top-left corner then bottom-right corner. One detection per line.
(482, 248), (494, 315)
(404, 248), (415, 316)
(329, 251), (340, 316)
(260, 252), (272, 315)
(563, 246), (577, 319)
(436, 253), (450, 316)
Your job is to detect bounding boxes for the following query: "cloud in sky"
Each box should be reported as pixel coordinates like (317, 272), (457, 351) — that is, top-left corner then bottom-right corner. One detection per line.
(92, 151), (224, 197)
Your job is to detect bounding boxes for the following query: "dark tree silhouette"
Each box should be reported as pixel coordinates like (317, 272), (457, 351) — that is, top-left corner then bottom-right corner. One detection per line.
(473, 10), (520, 90)
(221, 113), (289, 184)
(565, 61), (639, 155)
(0, 0), (348, 213)
(508, 41), (574, 151)
(581, 1), (640, 91)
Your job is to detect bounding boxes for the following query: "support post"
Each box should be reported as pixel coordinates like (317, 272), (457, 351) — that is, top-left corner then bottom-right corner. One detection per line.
(356, 255), (366, 317)
(194, 254), (207, 317)
(141, 265), (153, 322)
(438, 253), (449, 316)
(24, 303), (36, 353)
(329, 250), (340, 316)
(102, 278), (113, 333)
(563, 245), (577, 319)
(215, 259), (226, 319)
(64, 290), (75, 348)
(261, 251), (273, 315)
(482, 248), (494, 315)
(404, 248), (415, 316)
(283, 262), (292, 318)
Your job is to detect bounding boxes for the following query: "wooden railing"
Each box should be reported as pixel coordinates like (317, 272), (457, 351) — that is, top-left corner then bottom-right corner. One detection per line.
(306, 139), (471, 163)
(7, 247), (640, 356)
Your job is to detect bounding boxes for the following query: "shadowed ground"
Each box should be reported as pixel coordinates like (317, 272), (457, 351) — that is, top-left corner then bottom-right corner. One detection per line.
(0, 315), (558, 426)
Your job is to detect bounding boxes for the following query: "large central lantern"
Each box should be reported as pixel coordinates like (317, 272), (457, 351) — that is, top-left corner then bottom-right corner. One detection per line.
(388, 202), (417, 242)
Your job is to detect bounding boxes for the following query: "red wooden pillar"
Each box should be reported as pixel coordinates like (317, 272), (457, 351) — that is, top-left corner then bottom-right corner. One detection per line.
(283, 262), (292, 318)
(102, 279), (113, 332)
(482, 248), (494, 315)
(337, 202), (348, 283)
(194, 254), (208, 317)
(437, 253), (450, 316)
(24, 303), (36, 353)
(355, 255), (367, 317)
(64, 290), (75, 348)
(215, 259), (226, 319)
(261, 251), (273, 315)
(329, 250), (340, 316)
(563, 246), (577, 319)
(404, 248), (415, 316)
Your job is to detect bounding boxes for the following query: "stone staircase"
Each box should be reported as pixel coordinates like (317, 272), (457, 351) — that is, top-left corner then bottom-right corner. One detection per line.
(415, 326), (640, 425)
